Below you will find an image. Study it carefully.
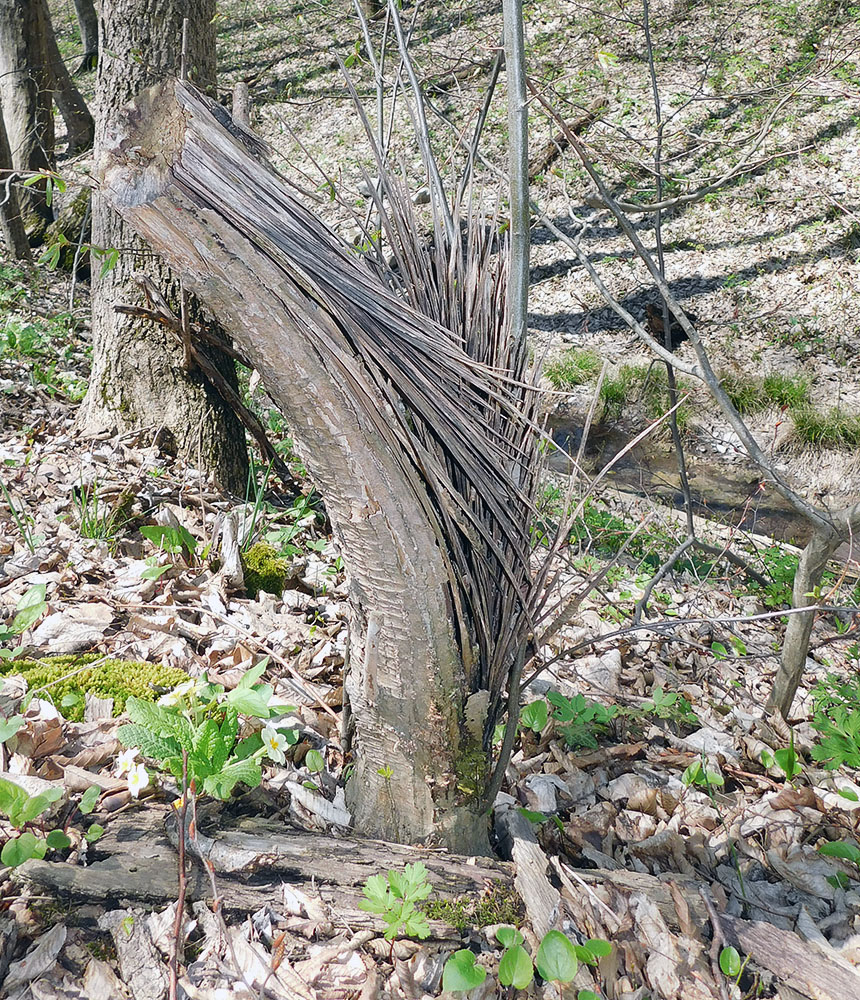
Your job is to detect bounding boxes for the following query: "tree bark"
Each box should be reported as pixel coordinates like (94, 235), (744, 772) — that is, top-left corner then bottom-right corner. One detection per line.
(37, 0), (94, 154)
(0, 0), (54, 240)
(97, 78), (504, 852)
(78, 0), (247, 496)
(0, 100), (30, 260)
(72, 0), (98, 72)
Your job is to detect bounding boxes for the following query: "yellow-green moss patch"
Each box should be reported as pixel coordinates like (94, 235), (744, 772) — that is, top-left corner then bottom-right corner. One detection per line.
(0, 653), (189, 721)
(241, 542), (292, 597)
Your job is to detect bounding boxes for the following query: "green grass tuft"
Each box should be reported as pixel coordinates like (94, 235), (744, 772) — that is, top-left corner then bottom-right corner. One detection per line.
(791, 407), (860, 448)
(544, 348), (601, 390)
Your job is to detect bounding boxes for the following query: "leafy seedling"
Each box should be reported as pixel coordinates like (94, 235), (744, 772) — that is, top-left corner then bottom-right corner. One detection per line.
(359, 862), (432, 955)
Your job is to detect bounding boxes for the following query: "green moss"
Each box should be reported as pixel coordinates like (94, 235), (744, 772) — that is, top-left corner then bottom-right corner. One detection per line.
(241, 542), (292, 597)
(424, 882), (524, 932)
(0, 653), (188, 721)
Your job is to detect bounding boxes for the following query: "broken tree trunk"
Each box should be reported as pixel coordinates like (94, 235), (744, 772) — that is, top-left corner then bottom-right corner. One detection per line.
(97, 78), (526, 852)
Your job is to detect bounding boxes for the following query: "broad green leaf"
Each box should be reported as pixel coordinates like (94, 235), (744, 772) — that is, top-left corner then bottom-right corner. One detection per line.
(402, 909), (430, 939)
(442, 949), (486, 992)
(117, 723), (182, 762)
(584, 938), (612, 957)
(18, 787), (63, 826)
(0, 776), (29, 819)
(202, 757), (261, 799)
(46, 829), (71, 850)
(520, 700), (548, 733)
(719, 945), (741, 977)
(495, 925), (523, 949)
(838, 787), (860, 802)
(227, 684), (272, 717)
(11, 584), (47, 633)
(499, 945), (533, 989)
(577, 992), (600, 1000)
(193, 718), (221, 760)
(79, 785), (100, 814)
(85, 823), (105, 842)
(535, 930), (578, 984)
(305, 749), (325, 773)
(818, 840), (860, 865)
(235, 660), (268, 690)
(0, 715), (24, 744)
(1, 831), (46, 867)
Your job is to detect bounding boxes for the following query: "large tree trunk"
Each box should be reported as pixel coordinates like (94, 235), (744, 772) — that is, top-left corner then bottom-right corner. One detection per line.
(97, 79), (510, 853)
(37, 0), (94, 154)
(78, 0), (247, 495)
(0, 102), (30, 260)
(72, 0), (98, 72)
(0, 0), (54, 240)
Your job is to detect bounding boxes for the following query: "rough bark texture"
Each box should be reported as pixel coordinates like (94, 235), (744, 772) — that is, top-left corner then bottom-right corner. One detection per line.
(0, 0), (54, 238)
(37, 0), (94, 154)
(0, 103), (30, 259)
(98, 79), (492, 852)
(79, 0), (247, 495)
(72, 0), (98, 72)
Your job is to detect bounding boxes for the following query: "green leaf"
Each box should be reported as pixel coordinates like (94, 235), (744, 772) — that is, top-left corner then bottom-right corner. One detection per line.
(0, 776), (29, 820)
(85, 823), (105, 842)
(235, 660), (269, 690)
(535, 930), (578, 984)
(496, 925), (524, 949)
(838, 787), (859, 802)
(711, 641), (729, 660)
(202, 757), (261, 799)
(1, 831), (46, 867)
(0, 715), (24, 744)
(402, 909), (431, 939)
(18, 787), (63, 825)
(10, 584), (47, 633)
(518, 807), (547, 824)
(359, 874), (391, 913)
(442, 950), (486, 992)
(719, 945), (742, 977)
(520, 700), (548, 733)
(578, 992), (600, 1000)
(125, 697), (194, 747)
(773, 745), (802, 779)
(583, 938), (612, 958)
(227, 683), (272, 717)
(79, 785), (101, 815)
(193, 718), (221, 760)
(117, 723), (182, 763)
(818, 840), (860, 865)
(305, 749), (325, 773)
(46, 829), (71, 850)
(499, 945), (533, 989)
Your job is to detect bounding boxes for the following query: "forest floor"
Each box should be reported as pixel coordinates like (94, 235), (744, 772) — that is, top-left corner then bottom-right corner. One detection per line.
(2, 1), (860, 999)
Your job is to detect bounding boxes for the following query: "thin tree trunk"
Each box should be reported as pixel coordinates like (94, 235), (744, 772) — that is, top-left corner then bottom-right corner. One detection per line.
(99, 79), (497, 853)
(79, 0), (247, 495)
(0, 100), (30, 260)
(768, 527), (840, 718)
(0, 0), (54, 239)
(73, 0), (98, 72)
(37, 0), (94, 154)
(502, 0), (529, 356)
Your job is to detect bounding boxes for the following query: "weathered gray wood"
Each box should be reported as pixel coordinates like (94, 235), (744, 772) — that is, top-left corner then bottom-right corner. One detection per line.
(721, 913), (860, 1000)
(15, 808), (512, 936)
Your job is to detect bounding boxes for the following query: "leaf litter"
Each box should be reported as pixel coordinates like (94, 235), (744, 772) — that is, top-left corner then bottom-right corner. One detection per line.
(3, 0), (860, 997)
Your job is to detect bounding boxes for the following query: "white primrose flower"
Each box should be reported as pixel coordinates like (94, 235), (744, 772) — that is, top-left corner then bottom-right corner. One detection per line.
(127, 762), (149, 799)
(262, 725), (287, 764)
(115, 747), (139, 776)
(158, 679), (197, 707)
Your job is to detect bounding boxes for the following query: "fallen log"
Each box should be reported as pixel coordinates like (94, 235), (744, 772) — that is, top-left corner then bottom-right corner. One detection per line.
(15, 806), (513, 937)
